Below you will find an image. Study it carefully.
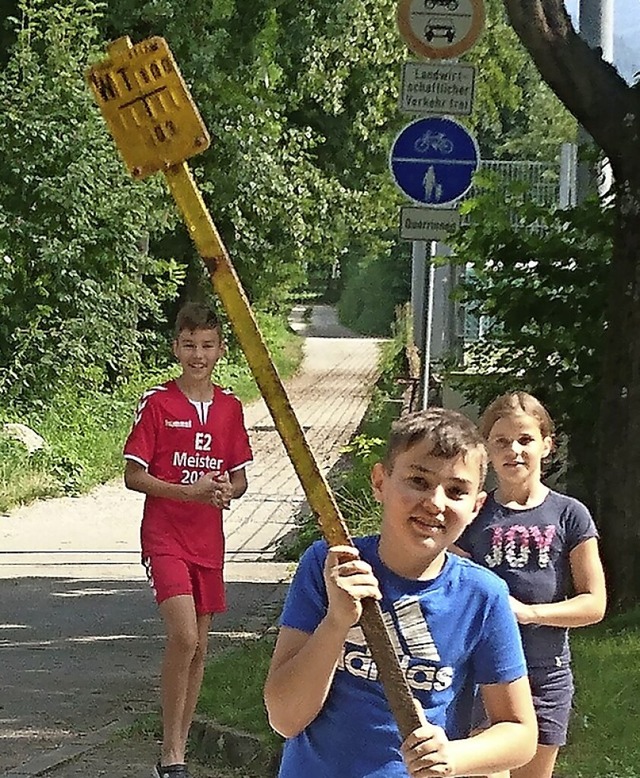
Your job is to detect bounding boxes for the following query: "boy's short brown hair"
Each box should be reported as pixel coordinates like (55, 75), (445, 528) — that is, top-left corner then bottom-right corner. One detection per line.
(382, 408), (488, 486)
(174, 302), (221, 338)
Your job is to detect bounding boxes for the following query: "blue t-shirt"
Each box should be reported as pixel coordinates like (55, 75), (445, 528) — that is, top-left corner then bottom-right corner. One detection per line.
(457, 489), (598, 667)
(277, 536), (526, 778)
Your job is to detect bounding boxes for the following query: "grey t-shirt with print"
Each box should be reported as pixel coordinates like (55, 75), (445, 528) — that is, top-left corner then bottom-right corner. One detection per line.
(457, 490), (598, 667)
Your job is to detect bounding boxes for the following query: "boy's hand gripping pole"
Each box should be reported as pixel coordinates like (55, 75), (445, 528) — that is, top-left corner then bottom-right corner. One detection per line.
(86, 35), (423, 740)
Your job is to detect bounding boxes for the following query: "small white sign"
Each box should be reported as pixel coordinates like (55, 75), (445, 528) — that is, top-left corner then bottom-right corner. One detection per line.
(400, 62), (476, 115)
(400, 206), (461, 241)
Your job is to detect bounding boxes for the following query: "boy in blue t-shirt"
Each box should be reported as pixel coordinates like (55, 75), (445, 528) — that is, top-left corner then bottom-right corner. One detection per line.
(264, 408), (537, 777)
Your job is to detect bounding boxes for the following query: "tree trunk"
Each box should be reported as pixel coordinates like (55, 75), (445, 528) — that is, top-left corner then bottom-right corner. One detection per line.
(502, 0), (640, 606)
(597, 176), (640, 608)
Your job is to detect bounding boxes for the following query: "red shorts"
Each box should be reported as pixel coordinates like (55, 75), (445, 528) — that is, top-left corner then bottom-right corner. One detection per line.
(143, 555), (226, 615)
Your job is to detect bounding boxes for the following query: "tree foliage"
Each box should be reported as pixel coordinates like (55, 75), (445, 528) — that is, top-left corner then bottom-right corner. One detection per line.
(465, 0), (576, 159)
(0, 0), (183, 406)
(497, 0), (640, 607)
(446, 178), (612, 491)
(0, 0), (591, 413)
(98, 0), (412, 317)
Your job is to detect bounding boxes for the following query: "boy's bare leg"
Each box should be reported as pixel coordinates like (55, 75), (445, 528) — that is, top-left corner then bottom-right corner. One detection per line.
(159, 595), (199, 765)
(180, 613), (213, 754)
(511, 745), (559, 778)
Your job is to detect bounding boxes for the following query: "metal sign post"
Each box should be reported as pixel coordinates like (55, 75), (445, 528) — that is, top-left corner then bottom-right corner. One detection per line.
(394, 0), (484, 411)
(86, 35), (423, 740)
(421, 243), (436, 410)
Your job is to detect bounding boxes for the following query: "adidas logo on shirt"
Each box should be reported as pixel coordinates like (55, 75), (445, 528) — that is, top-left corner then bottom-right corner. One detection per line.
(337, 595), (453, 693)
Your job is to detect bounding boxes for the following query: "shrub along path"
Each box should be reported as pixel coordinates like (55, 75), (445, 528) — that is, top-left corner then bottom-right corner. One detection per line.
(0, 305), (383, 778)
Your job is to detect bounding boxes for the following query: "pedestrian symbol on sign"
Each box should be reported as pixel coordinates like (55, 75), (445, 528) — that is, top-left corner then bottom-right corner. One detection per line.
(423, 166), (443, 202)
(389, 116), (480, 206)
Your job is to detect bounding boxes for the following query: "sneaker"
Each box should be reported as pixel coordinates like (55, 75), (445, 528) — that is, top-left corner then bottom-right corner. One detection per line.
(152, 764), (191, 778)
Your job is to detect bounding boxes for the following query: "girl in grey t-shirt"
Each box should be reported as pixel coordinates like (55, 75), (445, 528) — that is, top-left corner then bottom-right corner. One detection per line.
(454, 391), (606, 778)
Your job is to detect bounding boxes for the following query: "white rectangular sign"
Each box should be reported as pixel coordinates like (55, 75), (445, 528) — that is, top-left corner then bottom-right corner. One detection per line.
(400, 206), (461, 241)
(400, 62), (476, 116)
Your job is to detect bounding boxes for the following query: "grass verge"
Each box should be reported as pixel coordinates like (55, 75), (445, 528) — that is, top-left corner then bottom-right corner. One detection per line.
(556, 607), (640, 778)
(197, 634), (280, 752)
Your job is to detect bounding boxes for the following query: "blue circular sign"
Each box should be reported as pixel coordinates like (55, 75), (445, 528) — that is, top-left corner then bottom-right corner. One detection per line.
(389, 116), (480, 206)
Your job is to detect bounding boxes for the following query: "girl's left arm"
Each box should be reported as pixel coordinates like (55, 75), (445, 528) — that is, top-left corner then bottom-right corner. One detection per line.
(510, 537), (607, 628)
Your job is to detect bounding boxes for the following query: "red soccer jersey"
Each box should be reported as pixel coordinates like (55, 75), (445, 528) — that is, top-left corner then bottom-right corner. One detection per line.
(123, 379), (253, 567)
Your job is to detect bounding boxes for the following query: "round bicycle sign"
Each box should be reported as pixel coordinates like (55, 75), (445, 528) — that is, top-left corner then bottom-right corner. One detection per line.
(396, 0), (485, 60)
(389, 116), (480, 206)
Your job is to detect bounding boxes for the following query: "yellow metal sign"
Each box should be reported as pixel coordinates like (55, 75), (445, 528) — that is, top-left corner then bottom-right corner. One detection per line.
(86, 36), (210, 179)
(88, 35), (423, 740)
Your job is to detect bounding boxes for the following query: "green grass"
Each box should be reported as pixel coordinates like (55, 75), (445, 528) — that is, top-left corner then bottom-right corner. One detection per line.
(197, 634), (281, 750)
(556, 608), (640, 778)
(0, 312), (303, 512)
(0, 435), (61, 512)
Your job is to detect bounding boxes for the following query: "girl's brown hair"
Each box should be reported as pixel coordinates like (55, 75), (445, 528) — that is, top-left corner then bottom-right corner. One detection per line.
(479, 392), (555, 440)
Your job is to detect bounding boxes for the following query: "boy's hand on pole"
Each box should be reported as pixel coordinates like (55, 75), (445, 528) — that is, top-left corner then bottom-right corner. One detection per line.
(401, 708), (455, 777)
(323, 546), (382, 629)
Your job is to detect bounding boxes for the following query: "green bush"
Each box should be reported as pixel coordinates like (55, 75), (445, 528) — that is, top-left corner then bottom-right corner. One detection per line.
(337, 243), (411, 336)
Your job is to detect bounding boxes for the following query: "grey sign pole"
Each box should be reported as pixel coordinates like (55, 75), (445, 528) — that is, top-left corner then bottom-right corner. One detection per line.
(576, 0), (614, 202)
(411, 240), (427, 351)
(420, 242), (436, 410)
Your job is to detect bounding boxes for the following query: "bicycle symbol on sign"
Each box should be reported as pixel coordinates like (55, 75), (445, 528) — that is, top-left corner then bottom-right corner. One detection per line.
(414, 131), (454, 154)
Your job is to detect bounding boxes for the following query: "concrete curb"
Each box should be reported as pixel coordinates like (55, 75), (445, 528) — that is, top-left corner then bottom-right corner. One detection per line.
(189, 717), (281, 776)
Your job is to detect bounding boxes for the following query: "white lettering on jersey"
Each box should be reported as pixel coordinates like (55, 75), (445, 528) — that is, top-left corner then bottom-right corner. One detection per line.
(194, 432), (212, 450)
(164, 420), (193, 428)
(172, 452), (223, 470)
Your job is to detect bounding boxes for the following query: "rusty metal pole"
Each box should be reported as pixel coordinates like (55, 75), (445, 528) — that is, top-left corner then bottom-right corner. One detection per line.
(86, 36), (423, 740)
(163, 162), (423, 738)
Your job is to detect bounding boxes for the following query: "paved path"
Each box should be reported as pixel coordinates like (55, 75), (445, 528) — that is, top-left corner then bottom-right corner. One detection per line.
(0, 306), (383, 777)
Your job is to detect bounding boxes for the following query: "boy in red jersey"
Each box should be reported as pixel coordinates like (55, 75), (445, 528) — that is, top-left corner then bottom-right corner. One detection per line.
(124, 302), (253, 778)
